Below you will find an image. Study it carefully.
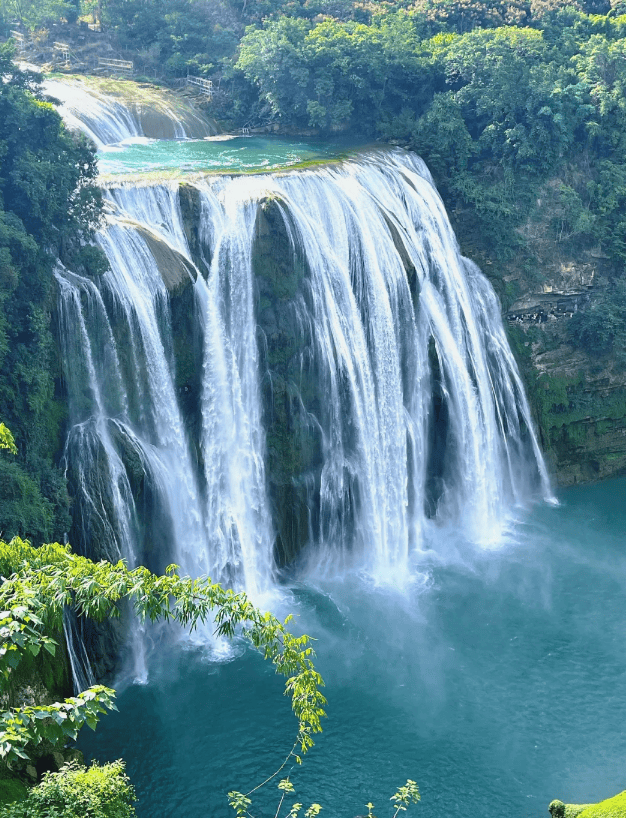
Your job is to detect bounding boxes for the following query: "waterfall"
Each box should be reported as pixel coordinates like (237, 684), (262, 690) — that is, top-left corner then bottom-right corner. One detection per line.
(58, 183), (276, 601)
(63, 610), (96, 694)
(45, 76), (215, 147)
(45, 77), (143, 148)
(237, 151), (553, 579)
(57, 148), (552, 669)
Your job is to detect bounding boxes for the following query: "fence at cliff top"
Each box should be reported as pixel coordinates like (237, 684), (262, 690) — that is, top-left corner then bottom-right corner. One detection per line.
(97, 57), (134, 76)
(186, 74), (213, 99)
(10, 31), (25, 53)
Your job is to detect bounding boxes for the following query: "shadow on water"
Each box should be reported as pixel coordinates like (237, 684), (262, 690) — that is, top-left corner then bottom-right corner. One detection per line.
(80, 478), (626, 818)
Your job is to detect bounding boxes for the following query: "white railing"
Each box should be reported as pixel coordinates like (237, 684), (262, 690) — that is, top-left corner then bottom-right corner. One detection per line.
(53, 42), (71, 65)
(186, 74), (213, 98)
(98, 57), (134, 75)
(10, 31), (26, 52)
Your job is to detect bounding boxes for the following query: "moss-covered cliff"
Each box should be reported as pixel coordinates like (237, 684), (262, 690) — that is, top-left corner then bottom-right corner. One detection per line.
(252, 196), (322, 567)
(450, 169), (626, 487)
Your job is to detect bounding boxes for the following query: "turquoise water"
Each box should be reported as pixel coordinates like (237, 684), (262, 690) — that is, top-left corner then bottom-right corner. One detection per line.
(79, 479), (626, 818)
(97, 136), (358, 177)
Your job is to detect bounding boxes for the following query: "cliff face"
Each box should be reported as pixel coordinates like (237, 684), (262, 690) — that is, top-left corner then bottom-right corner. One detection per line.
(456, 181), (626, 487)
(252, 197), (322, 567)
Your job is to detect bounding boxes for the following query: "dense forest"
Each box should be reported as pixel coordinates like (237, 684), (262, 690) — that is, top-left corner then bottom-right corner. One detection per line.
(4, 0), (626, 325)
(0, 40), (104, 544)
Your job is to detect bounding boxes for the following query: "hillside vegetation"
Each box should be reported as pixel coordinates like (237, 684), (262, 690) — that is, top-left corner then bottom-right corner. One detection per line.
(5, 0), (626, 342)
(0, 41), (103, 541)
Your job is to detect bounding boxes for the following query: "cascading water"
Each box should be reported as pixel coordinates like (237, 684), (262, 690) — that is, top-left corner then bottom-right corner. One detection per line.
(57, 147), (552, 678)
(45, 77), (143, 148)
(45, 75), (216, 147)
(236, 152), (553, 580)
(51, 138), (590, 818)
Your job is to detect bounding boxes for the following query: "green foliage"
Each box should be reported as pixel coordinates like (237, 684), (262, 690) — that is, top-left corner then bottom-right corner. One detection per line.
(565, 807), (594, 818)
(0, 779), (27, 808)
(390, 781), (420, 817)
(0, 687), (117, 764)
(551, 794), (626, 818)
(567, 278), (626, 355)
(228, 777), (418, 818)
(0, 538), (325, 766)
(0, 461), (55, 544)
(577, 791), (626, 817)
(0, 426), (16, 456)
(0, 46), (102, 543)
(237, 14), (434, 130)
(228, 790), (253, 816)
(1, 0), (73, 30)
(0, 761), (135, 818)
(0, 536), (418, 818)
(231, 0), (626, 269)
(410, 0), (531, 35)
(100, 0), (241, 77)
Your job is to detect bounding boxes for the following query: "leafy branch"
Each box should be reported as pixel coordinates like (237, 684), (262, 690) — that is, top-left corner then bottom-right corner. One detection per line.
(0, 538), (325, 767)
(0, 423), (17, 455)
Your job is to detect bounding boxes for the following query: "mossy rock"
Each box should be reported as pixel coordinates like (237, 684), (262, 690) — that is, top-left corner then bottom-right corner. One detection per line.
(578, 792), (626, 817)
(134, 226), (196, 294)
(0, 778), (28, 807)
(549, 800), (593, 818)
(252, 194), (323, 565)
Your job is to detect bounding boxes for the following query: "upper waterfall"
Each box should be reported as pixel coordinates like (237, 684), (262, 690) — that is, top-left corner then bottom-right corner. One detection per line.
(57, 148), (553, 602)
(45, 75), (217, 147)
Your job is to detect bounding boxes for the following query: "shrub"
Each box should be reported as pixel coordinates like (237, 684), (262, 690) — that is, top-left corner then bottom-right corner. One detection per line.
(578, 791), (626, 817)
(0, 780), (27, 809)
(0, 762), (135, 818)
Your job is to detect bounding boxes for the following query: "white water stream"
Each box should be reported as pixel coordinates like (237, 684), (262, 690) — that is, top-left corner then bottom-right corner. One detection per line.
(44, 75), (214, 148)
(57, 148), (552, 677)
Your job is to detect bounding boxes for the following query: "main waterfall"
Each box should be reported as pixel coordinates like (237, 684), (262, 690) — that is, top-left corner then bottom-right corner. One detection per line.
(57, 148), (552, 615)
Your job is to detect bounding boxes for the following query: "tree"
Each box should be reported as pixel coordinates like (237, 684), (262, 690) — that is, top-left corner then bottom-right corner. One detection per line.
(0, 537), (423, 818)
(0, 761), (136, 817)
(0, 0), (73, 31)
(0, 426), (16, 455)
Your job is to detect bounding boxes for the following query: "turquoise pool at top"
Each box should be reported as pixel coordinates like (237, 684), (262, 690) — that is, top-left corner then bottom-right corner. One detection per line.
(97, 135), (361, 177)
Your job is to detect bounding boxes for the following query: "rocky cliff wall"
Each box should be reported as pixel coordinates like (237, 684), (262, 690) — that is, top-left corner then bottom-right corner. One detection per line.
(453, 179), (626, 487)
